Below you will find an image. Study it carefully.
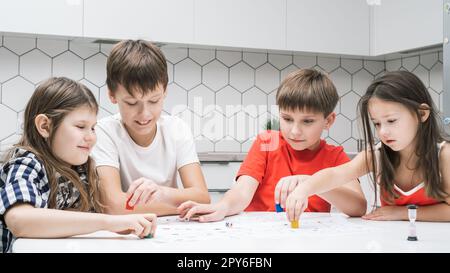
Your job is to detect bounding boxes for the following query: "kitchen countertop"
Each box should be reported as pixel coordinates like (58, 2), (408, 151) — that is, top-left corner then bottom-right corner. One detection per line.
(0, 152), (359, 164)
(198, 152), (247, 162)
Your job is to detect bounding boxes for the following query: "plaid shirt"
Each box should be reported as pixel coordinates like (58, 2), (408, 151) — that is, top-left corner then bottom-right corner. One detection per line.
(0, 149), (90, 253)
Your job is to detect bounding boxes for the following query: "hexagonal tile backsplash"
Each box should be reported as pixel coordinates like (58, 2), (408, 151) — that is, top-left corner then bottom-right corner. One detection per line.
(0, 35), (444, 154)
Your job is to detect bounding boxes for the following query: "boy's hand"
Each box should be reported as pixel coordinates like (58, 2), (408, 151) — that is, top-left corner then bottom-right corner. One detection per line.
(177, 201), (228, 222)
(362, 206), (407, 221)
(285, 186), (309, 222)
(107, 213), (157, 238)
(274, 175), (310, 209)
(127, 178), (165, 208)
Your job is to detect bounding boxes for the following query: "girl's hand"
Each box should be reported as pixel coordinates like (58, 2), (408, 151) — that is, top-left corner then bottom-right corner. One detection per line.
(362, 206), (407, 221)
(107, 213), (157, 238)
(274, 175), (310, 210)
(285, 186), (309, 222)
(177, 201), (228, 222)
(126, 178), (165, 208)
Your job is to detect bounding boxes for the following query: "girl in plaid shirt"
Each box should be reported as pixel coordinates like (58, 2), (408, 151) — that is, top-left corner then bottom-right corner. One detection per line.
(0, 77), (157, 252)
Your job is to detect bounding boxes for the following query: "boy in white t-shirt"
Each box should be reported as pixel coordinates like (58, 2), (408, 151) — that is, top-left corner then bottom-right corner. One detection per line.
(92, 40), (210, 216)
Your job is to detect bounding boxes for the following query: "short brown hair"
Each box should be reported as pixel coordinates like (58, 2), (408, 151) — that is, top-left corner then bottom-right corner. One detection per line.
(106, 39), (168, 96)
(276, 68), (339, 117)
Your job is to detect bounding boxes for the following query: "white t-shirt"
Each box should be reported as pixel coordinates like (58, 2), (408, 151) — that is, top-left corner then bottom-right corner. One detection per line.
(91, 114), (199, 191)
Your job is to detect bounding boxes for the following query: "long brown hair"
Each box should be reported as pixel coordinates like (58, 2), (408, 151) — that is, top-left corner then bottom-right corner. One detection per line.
(5, 77), (104, 212)
(358, 71), (449, 204)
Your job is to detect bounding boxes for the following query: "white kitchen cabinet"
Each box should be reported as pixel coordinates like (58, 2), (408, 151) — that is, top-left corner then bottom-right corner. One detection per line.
(286, 0), (370, 56)
(83, 0), (194, 44)
(371, 0), (443, 56)
(176, 161), (240, 190)
(176, 161), (241, 203)
(0, 0), (83, 37)
(194, 0), (286, 50)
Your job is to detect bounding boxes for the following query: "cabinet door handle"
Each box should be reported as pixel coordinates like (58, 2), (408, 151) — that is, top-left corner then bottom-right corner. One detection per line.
(208, 189), (229, 193)
(200, 161), (230, 165)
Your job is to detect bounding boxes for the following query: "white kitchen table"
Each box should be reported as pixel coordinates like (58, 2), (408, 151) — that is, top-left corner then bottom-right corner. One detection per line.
(12, 212), (450, 253)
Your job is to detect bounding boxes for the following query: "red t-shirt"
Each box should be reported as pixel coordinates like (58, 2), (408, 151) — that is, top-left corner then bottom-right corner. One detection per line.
(236, 130), (351, 212)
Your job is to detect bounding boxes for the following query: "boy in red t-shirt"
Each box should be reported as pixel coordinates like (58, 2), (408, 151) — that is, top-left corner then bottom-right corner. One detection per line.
(178, 69), (367, 222)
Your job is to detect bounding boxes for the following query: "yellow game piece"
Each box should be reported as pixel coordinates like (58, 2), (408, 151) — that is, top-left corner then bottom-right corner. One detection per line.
(291, 220), (299, 229)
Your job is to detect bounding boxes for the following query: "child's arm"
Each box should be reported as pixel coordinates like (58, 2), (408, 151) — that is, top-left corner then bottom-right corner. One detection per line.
(275, 175), (366, 216)
(4, 203), (157, 238)
(285, 151), (370, 221)
(162, 162), (211, 206)
(412, 203), (450, 222)
(361, 203), (450, 221)
(177, 175), (259, 222)
(125, 163), (210, 213)
(315, 178), (367, 217)
(97, 166), (178, 216)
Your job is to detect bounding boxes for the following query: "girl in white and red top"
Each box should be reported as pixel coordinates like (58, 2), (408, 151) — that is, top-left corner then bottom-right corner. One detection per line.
(377, 141), (447, 207)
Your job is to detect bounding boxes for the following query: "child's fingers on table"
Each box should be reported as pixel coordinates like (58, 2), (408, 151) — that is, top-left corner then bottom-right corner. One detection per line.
(129, 187), (144, 206)
(178, 207), (191, 218)
(150, 219), (157, 236)
(177, 202), (198, 218)
(293, 201), (298, 221)
(362, 211), (377, 218)
(132, 182), (156, 205)
(143, 213), (157, 224)
(288, 197), (303, 222)
(183, 205), (203, 220)
(291, 200), (300, 222)
(177, 200), (197, 211)
(361, 214), (370, 219)
(362, 213), (379, 220)
(187, 205), (219, 221)
(138, 218), (152, 238)
(284, 197), (290, 221)
(286, 209), (293, 222)
(286, 198), (295, 222)
(141, 213), (157, 235)
(131, 221), (144, 237)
